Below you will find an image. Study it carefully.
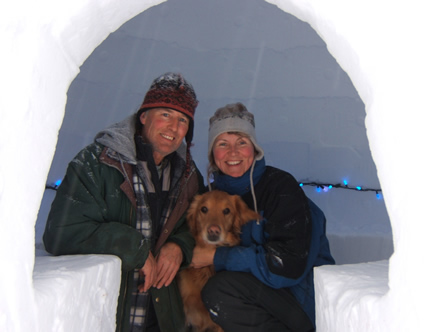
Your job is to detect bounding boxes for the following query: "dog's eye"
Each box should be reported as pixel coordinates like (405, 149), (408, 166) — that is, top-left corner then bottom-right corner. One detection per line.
(222, 208), (230, 215)
(201, 206), (208, 213)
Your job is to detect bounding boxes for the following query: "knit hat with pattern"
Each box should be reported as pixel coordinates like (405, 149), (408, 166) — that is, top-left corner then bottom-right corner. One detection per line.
(139, 72), (198, 144)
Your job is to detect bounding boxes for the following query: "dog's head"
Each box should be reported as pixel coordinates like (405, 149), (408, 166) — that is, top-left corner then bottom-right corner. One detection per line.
(187, 190), (261, 246)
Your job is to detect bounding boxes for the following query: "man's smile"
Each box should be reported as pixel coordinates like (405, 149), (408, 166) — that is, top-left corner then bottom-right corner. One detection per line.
(161, 133), (175, 141)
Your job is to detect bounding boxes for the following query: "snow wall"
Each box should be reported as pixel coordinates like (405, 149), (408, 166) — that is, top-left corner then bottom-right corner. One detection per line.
(1, 0), (424, 331)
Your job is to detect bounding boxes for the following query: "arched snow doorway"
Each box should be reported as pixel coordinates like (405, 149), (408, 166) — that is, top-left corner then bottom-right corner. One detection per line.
(2, 0), (425, 331)
(37, 0), (392, 266)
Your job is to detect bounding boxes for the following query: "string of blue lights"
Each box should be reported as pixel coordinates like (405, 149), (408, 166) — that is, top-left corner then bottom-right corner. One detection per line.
(46, 178), (383, 199)
(299, 179), (382, 199)
(45, 179), (63, 191)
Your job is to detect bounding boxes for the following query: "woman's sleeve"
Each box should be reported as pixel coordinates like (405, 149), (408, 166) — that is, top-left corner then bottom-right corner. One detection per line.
(213, 172), (312, 289)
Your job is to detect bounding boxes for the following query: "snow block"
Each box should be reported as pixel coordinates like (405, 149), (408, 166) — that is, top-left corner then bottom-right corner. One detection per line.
(33, 255), (121, 332)
(314, 260), (389, 331)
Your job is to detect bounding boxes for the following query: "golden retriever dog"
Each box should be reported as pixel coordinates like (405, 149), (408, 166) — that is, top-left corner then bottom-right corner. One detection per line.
(177, 190), (261, 332)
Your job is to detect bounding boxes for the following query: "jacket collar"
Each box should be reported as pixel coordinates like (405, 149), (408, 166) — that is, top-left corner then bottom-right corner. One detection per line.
(213, 157), (266, 196)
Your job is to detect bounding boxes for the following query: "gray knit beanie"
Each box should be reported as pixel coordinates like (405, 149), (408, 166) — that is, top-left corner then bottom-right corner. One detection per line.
(208, 103), (264, 165)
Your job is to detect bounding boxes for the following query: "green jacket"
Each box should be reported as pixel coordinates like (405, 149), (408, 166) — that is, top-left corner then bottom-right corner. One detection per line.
(43, 115), (203, 332)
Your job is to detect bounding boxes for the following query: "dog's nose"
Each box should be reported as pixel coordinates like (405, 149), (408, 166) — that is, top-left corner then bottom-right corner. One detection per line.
(207, 225), (221, 242)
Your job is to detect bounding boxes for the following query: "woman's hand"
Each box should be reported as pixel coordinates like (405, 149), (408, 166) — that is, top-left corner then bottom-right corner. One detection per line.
(191, 245), (216, 268)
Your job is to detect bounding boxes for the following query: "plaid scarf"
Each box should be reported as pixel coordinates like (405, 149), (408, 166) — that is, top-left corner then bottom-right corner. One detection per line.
(129, 169), (151, 331)
(129, 160), (172, 331)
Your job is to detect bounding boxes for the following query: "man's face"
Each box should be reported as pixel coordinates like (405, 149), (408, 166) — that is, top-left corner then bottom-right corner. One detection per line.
(140, 108), (189, 165)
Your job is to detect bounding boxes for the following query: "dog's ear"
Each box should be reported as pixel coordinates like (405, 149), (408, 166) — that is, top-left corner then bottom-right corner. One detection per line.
(231, 195), (262, 232)
(186, 194), (202, 235)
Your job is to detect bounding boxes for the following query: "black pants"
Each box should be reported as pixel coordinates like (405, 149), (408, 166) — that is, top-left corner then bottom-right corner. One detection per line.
(201, 271), (315, 332)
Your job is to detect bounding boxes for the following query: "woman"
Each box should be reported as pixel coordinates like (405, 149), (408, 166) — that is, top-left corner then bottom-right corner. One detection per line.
(191, 102), (335, 331)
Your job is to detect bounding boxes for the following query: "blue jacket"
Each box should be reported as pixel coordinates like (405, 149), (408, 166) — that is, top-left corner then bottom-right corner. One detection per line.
(212, 163), (334, 323)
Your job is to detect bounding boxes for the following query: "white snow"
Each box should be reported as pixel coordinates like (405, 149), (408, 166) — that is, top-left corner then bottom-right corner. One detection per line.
(34, 255), (121, 332)
(315, 260), (390, 331)
(1, 0), (424, 331)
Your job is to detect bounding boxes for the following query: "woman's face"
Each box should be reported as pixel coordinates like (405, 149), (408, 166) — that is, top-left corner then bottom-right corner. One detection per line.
(212, 132), (255, 178)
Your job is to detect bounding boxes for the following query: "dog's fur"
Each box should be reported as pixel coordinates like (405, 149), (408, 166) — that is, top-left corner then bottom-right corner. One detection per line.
(177, 190), (261, 332)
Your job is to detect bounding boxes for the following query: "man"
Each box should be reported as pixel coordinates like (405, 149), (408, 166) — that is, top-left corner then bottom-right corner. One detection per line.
(43, 73), (204, 332)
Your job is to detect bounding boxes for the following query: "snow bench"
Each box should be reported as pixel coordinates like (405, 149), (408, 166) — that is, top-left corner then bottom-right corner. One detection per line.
(33, 255), (121, 332)
(314, 260), (389, 331)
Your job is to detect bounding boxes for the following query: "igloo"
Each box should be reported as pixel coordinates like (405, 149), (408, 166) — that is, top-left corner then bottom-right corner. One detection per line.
(1, 0), (424, 331)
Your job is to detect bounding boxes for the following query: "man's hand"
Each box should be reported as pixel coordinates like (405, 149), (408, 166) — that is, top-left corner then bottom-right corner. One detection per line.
(138, 251), (157, 293)
(154, 242), (183, 289)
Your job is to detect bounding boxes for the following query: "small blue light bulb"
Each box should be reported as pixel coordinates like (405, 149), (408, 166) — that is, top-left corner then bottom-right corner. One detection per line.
(55, 179), (62, 187)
